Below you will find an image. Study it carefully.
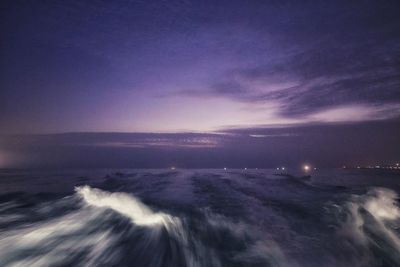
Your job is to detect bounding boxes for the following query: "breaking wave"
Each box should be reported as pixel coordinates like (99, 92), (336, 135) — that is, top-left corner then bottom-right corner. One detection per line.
(1, 168), (400, 267)
(332, 187), (400, 266)
(76, 185), (181, 227)
(0, 186), (289, 267)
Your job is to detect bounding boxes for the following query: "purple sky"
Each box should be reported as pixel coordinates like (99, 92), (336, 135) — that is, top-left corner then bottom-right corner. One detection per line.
(0, 0), (400, 167)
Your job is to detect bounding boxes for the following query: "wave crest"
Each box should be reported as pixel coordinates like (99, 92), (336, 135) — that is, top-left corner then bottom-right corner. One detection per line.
(334, 187), (400, 266)
(75, 186), (178, 227)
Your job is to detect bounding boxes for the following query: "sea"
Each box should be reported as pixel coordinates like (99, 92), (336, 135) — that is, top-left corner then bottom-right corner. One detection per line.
(0, 168), (399, 267)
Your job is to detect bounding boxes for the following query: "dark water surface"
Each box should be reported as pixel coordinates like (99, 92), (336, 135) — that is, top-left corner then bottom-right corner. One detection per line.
(0, 168), (400, 267)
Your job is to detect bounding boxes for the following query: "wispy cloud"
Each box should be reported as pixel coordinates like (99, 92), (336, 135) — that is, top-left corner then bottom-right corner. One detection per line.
(1, 120), (399, 168)
(2, 0), (400, 133)
(87, 136), (220, 148)
(174, 1), (400, 124)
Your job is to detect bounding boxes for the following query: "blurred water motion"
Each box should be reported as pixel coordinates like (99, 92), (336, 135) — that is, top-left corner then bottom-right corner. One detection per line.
(0, 168), (400, 266)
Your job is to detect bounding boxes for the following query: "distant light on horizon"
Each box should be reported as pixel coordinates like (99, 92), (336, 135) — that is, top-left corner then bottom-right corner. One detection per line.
(303, 165), (310, 171)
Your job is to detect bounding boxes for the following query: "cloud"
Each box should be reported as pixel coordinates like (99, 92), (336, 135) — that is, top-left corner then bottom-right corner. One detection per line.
(307, 104), (400, 123)
(175, 1), (400, 123)
(6, 133), (225, 148)
(1, 119), (400, 168)
(86, 136), (220, 148)
(2, 0), (400, 133)
(180, 43), (400, 122)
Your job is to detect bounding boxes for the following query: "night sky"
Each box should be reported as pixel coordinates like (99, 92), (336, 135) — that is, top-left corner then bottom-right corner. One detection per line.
(1, 0), (399, 168)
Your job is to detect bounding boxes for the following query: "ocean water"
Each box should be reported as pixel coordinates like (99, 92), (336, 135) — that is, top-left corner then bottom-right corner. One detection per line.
(0, 168), (399, 267)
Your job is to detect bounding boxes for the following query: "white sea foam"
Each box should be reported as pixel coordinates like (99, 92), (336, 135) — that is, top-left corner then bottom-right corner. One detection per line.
(0, 186), (292, 267)
(75, 186), (181, 228)
(363, 188), (400, 251)
(0, 186), (187, 267)
(0, 207), (115, 267)
(75, 187), (293, 266)
(338, 187), (400, 265)
(364, 188), (400, 220)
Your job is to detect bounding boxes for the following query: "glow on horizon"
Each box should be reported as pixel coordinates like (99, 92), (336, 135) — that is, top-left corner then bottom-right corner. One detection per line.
(308, 104), (400, 123)
(88, 95), (302, 133)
